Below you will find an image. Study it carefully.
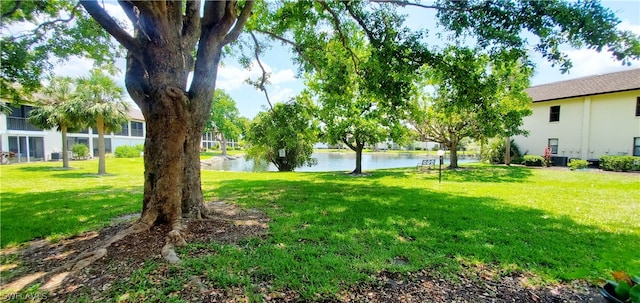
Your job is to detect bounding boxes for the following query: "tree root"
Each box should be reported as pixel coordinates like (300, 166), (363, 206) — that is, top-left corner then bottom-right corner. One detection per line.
(161, 224), (187, 264)
(4, 222), (150, 294)
(2, 202), (268, 295)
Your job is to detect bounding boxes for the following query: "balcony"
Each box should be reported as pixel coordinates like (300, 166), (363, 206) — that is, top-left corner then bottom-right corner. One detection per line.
(6, 117), (42, 131)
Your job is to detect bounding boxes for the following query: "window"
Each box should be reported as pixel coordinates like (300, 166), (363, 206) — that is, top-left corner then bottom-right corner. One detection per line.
(548, 138), (559, 154)
(6, 105), (41, 131)
(115, 122), (129, 136)
(66, 137), (89, 151)
(549, 105), (560, 122)
(131, 121), (144, 137)
(636, 97), (640, 116)
(92, 138), (112, 156)
(634, 137), (640, 157)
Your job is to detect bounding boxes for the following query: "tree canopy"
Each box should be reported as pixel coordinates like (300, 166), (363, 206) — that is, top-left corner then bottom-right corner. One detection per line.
(75, 69), (129, 175)
(28, 76), (80, 168)
(207, 89), (242, 156)
(408, 47), (533, 168)
(245, 97), (318, 172)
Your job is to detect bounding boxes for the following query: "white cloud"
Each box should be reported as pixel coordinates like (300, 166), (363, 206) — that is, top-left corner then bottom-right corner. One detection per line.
(217, 60), (296, 91)
(217, 64), (260, 91)
(561, 48), (640, 78)
(271, 87), (295, 103)
(556, 19), (640, 78)
(270, 69), (296, 84)
(52, 57), (94, 78)
(618, 20), (640, 33)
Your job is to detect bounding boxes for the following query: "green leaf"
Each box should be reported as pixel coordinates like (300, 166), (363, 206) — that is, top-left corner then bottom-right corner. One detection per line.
(615, 280), (632, 300)
(630, 284), (640, 303)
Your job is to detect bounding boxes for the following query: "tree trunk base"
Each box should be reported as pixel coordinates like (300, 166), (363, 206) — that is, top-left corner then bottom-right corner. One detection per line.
(34, 219), (181, 292)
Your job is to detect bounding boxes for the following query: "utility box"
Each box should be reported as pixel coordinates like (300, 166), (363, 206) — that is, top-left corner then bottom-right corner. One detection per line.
(550, 156), (568, 166)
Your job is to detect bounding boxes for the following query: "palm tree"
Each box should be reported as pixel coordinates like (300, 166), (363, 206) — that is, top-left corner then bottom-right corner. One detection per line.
(75, 70), (129, 175)
(28, 76), (79, 168)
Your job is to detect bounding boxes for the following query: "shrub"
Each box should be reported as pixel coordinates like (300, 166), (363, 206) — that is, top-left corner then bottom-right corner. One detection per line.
(245, 100), (318, 172)
(523, 155), (544, 166)
(568, 159), (589, 170)
(600, 155), (640, 172)
(482, 138), (522, 164)
(115, 144), (145, 158)
(71, 144), (89, 159)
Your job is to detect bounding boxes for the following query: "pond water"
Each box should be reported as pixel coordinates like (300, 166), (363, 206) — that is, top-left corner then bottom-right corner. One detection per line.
(202, 152), (477, 172)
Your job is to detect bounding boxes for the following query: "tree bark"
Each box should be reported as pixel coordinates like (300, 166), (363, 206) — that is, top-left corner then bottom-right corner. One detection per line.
(221, 133), (228, 156)
(181, 114), (207, 219)
(505, 136), (511, 165)
(350, 141), (365, 174)
(97, 115), (106, 175)
(61, 125), (69, 168)
(449, 142), (459, 169)
(181, 44), (223, 219)
(139, 94), (187, 227)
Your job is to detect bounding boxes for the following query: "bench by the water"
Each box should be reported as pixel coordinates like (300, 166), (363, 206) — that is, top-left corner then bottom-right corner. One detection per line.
(417, 159), (436, 172)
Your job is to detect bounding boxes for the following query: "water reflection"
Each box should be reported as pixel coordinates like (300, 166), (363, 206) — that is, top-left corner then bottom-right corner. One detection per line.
(202, 152), (476, 172)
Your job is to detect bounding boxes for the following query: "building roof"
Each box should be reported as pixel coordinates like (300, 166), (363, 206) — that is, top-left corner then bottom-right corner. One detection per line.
(128, 108), (144, 121)
(526, 68), (640, 102)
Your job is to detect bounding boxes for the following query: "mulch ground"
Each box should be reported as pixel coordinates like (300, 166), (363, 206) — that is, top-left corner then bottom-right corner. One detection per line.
(1, 202), (606, 302)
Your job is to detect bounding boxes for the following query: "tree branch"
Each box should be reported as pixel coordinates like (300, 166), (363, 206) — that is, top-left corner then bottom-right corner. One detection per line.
(249, 31), (274, 111)
(222, 0), (254, 46)
(81, 1), (143, 61)
(201, 1), (226, 28)
(370, 0), (474, 11)
(318, 0), (359, 72)
(254, 29), (322, 74)
(11, 3), (81, 43)
(343, 3), (377, 46)
(182, 0), (202, 50)
(117, 1), (139, 27)
(342, 138), (356, 151)
(2, 0), (21, 19)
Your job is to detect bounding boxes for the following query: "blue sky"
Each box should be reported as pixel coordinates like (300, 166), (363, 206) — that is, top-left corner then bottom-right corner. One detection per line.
(48, 1), (640, 119)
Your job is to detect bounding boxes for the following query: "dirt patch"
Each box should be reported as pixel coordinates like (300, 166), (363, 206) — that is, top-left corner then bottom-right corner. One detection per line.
(1, 202), (604, 302)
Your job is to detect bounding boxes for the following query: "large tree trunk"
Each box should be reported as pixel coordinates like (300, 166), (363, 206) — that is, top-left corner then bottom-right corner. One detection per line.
(221, 133), (228, 156)
(181, 113), (207, 219)
(181, 45), (223, 219)
(80, 0), (254, 264)
(139, 97), (187, 228)
(350, 141), (365, 175)
(61, 125), (69, 168)
(449, 141), (459, 169)
(97, 116), (106, 175)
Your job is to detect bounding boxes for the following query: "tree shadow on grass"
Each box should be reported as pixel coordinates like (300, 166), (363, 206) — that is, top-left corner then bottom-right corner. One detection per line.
(203, 176), (639, 298)
(12, 165), (116, 179)
(49, 173), (115, 179)
(17, 166), (76, 172)
(441, 165), (533, 183)
(306, 165), (533, 184)
(0, 186), (141, 248)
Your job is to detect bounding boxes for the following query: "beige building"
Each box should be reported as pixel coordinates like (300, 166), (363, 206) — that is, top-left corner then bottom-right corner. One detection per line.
(514, 68), (640, 164)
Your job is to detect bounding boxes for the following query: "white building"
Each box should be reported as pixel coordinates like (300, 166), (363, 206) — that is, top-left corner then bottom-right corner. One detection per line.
(0, 104), (146, 163)
(514, 68), (640, 164)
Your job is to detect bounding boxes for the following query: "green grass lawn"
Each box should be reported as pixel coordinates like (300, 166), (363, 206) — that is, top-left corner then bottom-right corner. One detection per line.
(1, 158), (638, 301)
